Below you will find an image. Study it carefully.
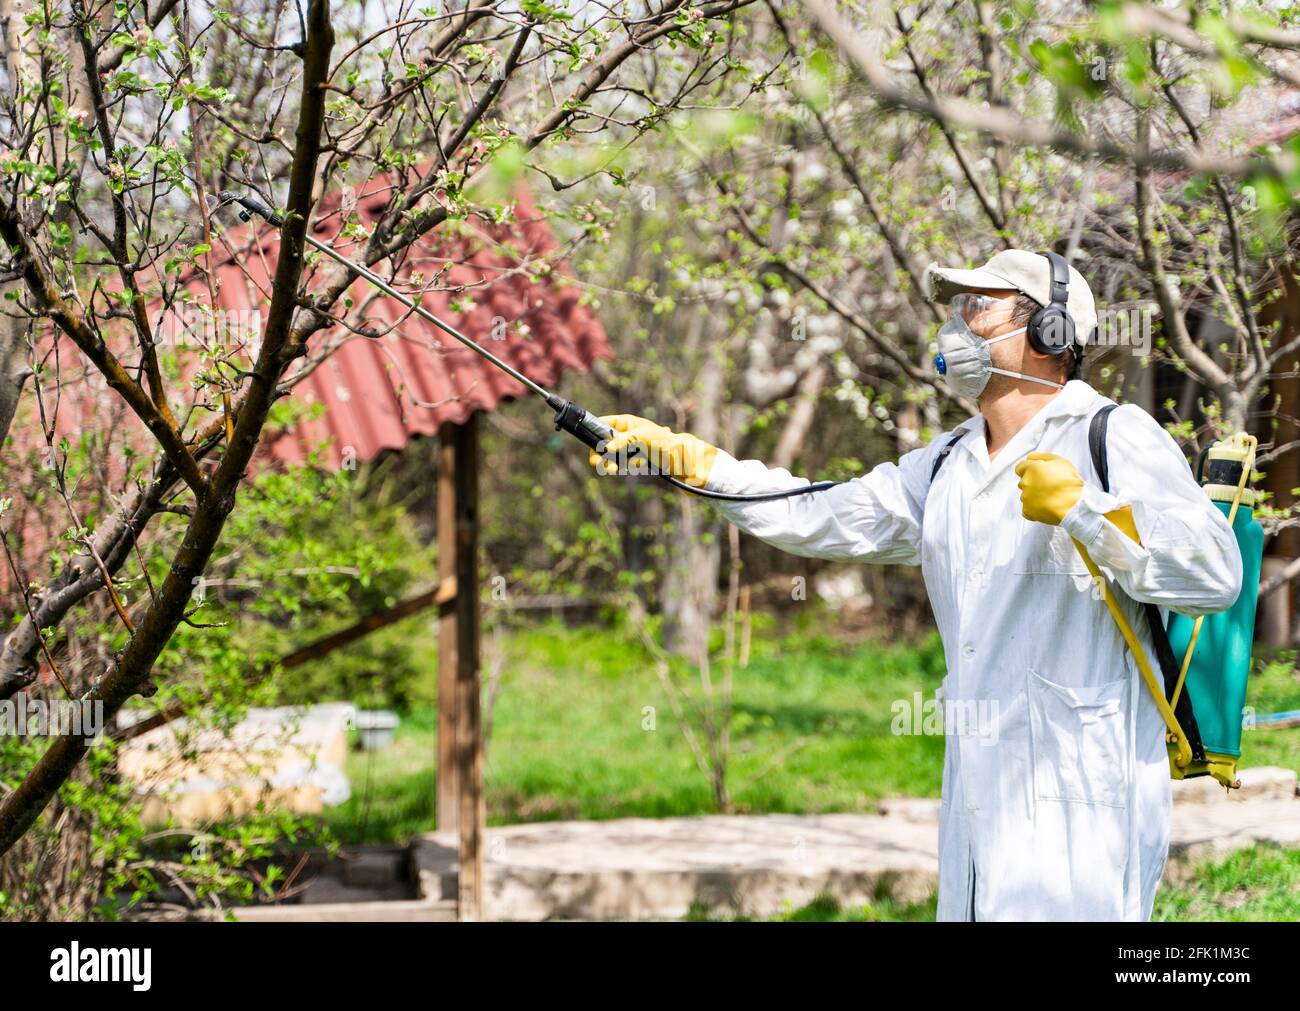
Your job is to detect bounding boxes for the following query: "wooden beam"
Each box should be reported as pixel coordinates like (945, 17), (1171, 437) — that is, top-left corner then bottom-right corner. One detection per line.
(279, 587), (441, 668)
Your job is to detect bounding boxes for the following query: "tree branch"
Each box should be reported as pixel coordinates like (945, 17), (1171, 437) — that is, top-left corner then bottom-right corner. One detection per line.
(0, 0), (336, 858)
(0, 211), (208, 498)
(798, 0), (1294, 181)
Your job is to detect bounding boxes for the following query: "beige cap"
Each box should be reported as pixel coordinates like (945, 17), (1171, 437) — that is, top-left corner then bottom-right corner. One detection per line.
(924, 249), (1097, 346)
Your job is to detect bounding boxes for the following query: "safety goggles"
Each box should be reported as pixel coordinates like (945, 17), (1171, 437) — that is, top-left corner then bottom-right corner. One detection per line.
(950, 291), (1021, 334)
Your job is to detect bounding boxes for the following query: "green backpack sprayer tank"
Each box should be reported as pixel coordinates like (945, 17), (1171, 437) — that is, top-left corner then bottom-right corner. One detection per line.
(1077, 410), (1262, 790)
(1164, 433), (1263, 788)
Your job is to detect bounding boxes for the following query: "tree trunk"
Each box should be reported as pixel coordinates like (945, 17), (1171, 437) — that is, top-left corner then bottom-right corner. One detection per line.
(661, 346), (723, 660)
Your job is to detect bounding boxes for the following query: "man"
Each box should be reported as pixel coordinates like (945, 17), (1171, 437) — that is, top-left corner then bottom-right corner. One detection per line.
(590, 249), (1243, 921)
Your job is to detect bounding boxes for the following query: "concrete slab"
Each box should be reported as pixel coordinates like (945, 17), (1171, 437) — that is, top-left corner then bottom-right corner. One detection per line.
(1171, 765), (1297, 804)
(1166, 798), (1300, 882)
(417, 812), (940, 920)
(414, 789), (1300, 920)
(227, 898), (455, 922)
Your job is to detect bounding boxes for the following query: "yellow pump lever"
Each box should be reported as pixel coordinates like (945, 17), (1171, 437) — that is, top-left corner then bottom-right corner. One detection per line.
(1071, 507), (1194, 771)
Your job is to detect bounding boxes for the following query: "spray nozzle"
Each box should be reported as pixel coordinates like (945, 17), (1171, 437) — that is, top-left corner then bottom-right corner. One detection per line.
(215, 190), (283, 228)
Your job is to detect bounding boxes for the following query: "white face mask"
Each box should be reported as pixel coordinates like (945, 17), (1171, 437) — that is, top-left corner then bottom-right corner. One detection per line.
(934, 314), (1065, 399)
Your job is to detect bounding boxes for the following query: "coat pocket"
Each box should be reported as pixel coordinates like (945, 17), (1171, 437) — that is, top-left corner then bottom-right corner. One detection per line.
(1027, 670), (1128, 807)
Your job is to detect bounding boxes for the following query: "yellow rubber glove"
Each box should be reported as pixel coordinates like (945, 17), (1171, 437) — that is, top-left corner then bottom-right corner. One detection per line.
(1015, 451), (1083, 526)
(587, 414), (719, 488)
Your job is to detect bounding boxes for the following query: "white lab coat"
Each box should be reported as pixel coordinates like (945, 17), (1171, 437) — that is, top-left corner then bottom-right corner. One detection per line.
(704, 381), (1242, 920)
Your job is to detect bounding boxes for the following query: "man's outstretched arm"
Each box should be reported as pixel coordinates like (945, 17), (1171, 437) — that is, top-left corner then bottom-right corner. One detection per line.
(592, 414), (951, 565)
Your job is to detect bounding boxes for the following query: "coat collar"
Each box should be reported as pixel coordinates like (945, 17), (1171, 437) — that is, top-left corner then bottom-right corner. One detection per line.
(957, 381), (1105, 490)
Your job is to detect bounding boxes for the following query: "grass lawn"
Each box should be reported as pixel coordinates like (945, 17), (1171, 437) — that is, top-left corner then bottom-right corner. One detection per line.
(688, 889), (939, 922)
(325, 617), (950, 842)
(1153, 844), (1300, 921)
(1239, 651), (1300, 771)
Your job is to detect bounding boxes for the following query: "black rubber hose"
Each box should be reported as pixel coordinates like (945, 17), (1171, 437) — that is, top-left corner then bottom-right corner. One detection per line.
(659, 475), (845, 501)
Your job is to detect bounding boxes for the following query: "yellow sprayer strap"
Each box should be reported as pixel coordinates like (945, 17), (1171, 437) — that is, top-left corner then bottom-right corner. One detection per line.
(1071, 535), (1193, 770)
(1170, 436), (1256, 711)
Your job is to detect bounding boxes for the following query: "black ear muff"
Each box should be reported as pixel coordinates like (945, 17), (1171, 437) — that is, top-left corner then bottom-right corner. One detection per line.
(1028, 251), (1076, 356)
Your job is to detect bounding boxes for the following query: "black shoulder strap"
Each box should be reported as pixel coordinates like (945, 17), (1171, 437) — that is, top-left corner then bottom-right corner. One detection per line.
(1088, 403), (1205, 765)
(1089, 403), (1118, 492)
(929, 428), (969, 484)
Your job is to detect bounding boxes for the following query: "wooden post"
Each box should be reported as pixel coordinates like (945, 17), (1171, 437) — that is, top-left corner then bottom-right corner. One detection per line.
(436, 430), (459, 835)
(435, 414), (485, 921)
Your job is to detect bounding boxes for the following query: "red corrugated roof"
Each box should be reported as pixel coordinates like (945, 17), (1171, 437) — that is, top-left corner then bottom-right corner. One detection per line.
(199, 179), (610, 469)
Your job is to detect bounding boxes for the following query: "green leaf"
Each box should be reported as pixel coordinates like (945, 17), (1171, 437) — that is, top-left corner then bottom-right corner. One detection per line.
(520, 0), (573, 23)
